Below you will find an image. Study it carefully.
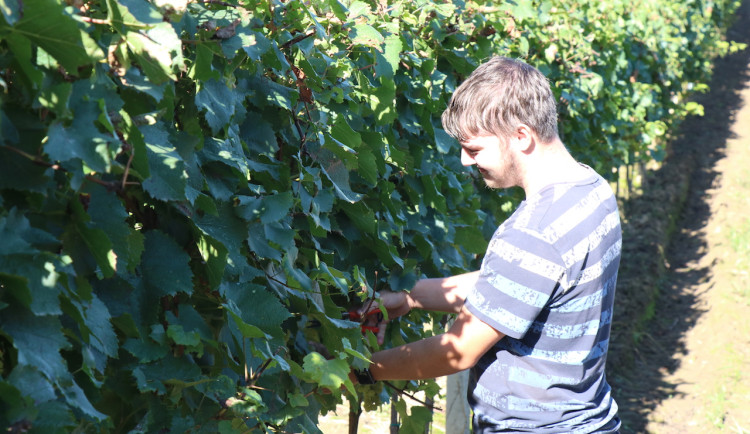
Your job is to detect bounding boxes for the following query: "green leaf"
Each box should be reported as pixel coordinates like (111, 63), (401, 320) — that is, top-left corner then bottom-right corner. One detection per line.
(86, 184), (144, 273)
(226, 311), (267, 339)
(2, 32), (44, 86)
(141, 124), (187, 201)
(347, 1), (372, 19)
(196, 78), (237, 134)
(581, 72), (604, 97)
(315, 149), (362, 203)
(167, 324), (201, 347)
(200, 134), (250, 177)
(249, 75), (297, 110)
(281, 251), (313, 292)
(265, 221), (296, 253)
(141, 230), (193, 297)
(44, 98), (120, 174)
(685, 101), (705, 116)
(35, 80), (72, 116)
(167, 304), (214, 342)
(247, 222), (282, 261)
(107, 0), (163, 28)
(0, 148), (51, 192)
(518, 36), (530, 57)
(455, 226), (488, 254)
(356, 147), (378, 186)
(194, 201), (248, 260)
(234, 192), (294, 224)
(68, 198), (117, 279)
(508, 1), (536, 21)
(7, 365), (56, 404)
(123, 336), (169, 362)
(220, 282), (290, 337)
(241, 111), (277, 156)
(375, 34), (402, 79)
(433, 127), (456, 154)
(340, 202), (375, 234)
(302, 352), (355, 395)
(0, 0), (22, 26)
(227, 26), (270, 61)
(197, 234), (227, 288)
(58, 377), (106, 420)
(132, 355), (201, 395)
(0, 308), (70, 380)
(350, 23), (384, 47)
(371, 78), (396, 125)
(399, 405), (434, 434)
(341, 338), (371, 363)
(0, 208), (36, 255)
(188, 42), (219, 81)
(1, 0), (104, 72)
(331, 117), (361, 151)
(78, 295), (119, 358)
(117, 8), (183, 84)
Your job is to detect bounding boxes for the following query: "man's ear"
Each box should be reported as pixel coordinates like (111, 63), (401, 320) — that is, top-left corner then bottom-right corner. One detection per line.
(510, 124), (535, 154)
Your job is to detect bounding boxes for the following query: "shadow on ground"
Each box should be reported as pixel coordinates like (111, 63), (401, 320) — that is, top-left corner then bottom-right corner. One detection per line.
(607, 2), (750, 432)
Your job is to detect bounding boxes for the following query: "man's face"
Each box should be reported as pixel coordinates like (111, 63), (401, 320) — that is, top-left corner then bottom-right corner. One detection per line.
(460, 134), (519, 189)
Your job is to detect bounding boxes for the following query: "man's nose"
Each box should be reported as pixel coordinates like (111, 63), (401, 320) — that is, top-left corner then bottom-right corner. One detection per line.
(461, 149), (476, 167)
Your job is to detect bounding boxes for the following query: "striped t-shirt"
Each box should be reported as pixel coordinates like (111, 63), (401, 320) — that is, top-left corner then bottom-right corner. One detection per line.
(465, 165), (621, 433)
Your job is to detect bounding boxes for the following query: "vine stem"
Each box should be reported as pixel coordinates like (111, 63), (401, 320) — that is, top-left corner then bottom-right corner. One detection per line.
(281, 31), (315, 49)
(383, 381), (443, 411)
(250, 347), (286, 384)
(79, 16), (111, 25)
(121, 145), (135, 190)
(189, 0), (241, 7)
(2, 145), (137, 191)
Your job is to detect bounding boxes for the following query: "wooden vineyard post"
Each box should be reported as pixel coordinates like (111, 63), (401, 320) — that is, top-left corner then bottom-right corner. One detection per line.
(446, 371), (471, 434)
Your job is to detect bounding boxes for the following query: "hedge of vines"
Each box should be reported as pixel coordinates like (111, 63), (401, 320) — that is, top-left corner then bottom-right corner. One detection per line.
(0, 0), (742, 432)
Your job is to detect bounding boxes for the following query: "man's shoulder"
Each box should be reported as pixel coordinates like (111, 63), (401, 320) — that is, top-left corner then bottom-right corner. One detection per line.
(509, 175), (617, 236)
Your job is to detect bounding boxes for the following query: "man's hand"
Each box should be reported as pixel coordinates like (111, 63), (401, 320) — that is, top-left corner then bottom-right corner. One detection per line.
(361, 290), (413, 345)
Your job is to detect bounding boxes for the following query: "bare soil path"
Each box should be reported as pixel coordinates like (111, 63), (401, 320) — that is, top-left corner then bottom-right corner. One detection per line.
(611, 2), (750, 432)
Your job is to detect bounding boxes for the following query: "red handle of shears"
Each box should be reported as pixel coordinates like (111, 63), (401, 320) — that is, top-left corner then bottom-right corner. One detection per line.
(345, 308), (383, 333)
(345, 308), (381, 321)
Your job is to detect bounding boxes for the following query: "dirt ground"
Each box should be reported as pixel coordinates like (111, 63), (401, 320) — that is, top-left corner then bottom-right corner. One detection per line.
(609, 1), (750, 433)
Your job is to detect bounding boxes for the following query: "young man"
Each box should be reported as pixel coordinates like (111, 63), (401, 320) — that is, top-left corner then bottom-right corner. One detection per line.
(355, 57), (622, 433)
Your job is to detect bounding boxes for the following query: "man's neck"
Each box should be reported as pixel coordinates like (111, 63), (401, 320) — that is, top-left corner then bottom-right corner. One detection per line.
(519, 140), (590, 197)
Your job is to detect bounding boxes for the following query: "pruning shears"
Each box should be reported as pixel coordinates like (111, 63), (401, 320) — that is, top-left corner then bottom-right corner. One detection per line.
(343, 308), (383, 334)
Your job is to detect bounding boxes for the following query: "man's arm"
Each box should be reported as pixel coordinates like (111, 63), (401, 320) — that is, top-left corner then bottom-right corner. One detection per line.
(369, 271), (480, 345)
(366, 305), (504, 381)
(407, 271), (480, 313)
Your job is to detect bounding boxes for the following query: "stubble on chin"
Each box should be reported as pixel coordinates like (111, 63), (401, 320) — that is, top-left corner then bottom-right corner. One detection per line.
(480, 175), (501, 190)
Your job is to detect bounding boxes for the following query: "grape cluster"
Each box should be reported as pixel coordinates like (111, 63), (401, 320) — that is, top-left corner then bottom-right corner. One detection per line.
(360, 382), (387, 412)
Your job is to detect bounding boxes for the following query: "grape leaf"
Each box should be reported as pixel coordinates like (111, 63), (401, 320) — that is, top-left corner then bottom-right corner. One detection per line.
(302, 352), (355, 395)
(141, 124), (187, 201)
(141, 230), (193, 297)
(0, 0), (104, 71)
(0, 307), (70, 380)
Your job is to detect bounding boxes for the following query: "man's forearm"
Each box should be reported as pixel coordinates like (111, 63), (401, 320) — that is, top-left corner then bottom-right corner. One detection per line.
(368, 334), (465, 380)
(367, 305), (504, 381)
(408, 271), (479, 313)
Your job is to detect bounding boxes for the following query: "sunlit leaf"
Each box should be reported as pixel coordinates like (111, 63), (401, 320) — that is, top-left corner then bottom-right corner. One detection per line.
(0, 0), (104, 72)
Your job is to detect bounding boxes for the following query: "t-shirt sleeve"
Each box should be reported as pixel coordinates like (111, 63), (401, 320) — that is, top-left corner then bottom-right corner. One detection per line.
(464, 226), (566, 339)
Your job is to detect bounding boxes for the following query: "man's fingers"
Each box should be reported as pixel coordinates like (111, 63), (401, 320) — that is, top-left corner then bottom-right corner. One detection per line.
(376, 319), (387, 345)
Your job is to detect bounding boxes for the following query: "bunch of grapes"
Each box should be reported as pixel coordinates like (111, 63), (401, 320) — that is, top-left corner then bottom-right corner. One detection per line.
(360, 382), (387, 412)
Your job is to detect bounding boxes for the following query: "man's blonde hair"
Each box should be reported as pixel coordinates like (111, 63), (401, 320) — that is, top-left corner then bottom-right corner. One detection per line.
(441, 56), (559, 144)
